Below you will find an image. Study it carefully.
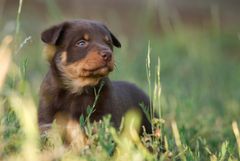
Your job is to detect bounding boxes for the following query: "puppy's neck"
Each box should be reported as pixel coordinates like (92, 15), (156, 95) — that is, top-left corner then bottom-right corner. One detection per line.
(49, 65), (109, 95)
(81, 78), (108, 95)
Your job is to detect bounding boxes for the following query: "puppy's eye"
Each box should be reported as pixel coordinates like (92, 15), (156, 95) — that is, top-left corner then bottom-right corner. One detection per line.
(76, 40), (88, 47)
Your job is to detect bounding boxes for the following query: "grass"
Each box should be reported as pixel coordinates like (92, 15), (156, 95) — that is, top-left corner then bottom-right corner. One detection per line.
(1, 1), (240, 161)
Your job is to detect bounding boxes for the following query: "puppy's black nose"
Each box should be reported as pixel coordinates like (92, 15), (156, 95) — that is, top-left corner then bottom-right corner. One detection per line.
(99, 49), (112, 62)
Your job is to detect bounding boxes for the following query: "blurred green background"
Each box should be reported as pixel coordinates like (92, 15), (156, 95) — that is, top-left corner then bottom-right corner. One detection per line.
(1, 0), (240, 159)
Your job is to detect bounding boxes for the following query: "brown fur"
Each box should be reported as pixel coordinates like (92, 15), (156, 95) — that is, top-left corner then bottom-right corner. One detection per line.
(38, 20), (152, 145)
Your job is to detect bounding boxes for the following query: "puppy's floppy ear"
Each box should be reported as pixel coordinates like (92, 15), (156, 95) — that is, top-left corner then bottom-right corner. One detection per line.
(103, 25), (121, 48)
(110, 32), (121, 48)
(41, 22), (66, 45)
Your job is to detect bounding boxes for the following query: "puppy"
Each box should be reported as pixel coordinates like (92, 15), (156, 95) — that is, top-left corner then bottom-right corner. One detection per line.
(38, 20), (152, 141)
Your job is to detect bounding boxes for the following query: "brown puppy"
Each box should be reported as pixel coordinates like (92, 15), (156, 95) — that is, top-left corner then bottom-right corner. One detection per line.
(38, 20), (152, 139)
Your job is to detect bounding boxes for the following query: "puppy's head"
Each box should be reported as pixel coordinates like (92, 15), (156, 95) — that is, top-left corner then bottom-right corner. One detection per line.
(41, 20), (121, 93)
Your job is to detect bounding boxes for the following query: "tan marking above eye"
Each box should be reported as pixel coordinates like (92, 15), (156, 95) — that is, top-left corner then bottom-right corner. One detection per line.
(83, 33), (90, 41)
(104, 35), (110, 42)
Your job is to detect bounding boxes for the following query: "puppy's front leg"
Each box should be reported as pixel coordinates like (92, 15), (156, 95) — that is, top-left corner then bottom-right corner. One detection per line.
(38, 71), (59, 134)
(54, 112), (88, 149)
(65, 119), (88, 149)
(38, 101), (55, 135)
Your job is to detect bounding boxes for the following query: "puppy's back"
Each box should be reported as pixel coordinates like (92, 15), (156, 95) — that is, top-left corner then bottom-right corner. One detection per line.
(112, 81), (152, 133)
(112, 81), (149, 105)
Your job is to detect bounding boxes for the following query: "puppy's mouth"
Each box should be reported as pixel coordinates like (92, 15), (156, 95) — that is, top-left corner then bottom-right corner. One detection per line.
(81, 64), (113, 78)
(83, 64), (110, 72)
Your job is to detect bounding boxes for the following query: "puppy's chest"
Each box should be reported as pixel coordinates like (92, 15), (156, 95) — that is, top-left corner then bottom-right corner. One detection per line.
(55, 91), (113, 121)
